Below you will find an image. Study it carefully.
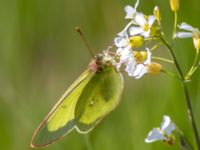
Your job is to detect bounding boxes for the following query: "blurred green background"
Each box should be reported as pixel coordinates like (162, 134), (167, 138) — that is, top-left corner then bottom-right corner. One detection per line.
(0, 0), (200, 150)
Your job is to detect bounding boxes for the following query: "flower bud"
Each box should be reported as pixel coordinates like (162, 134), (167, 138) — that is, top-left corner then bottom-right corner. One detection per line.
(193, 33), (200, 50)
(170, 0), (179, 12)
(193, 38), (200, 50)
(128, 36), (144, 48)
(154, 6), (161, 23)
(148, 62), (163, 74)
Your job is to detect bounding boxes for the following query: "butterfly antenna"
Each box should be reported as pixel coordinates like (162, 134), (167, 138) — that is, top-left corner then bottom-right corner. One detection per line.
(75, 27), (95, 58)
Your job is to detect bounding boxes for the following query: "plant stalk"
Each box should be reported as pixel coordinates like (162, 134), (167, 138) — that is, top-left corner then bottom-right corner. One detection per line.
(185, 48), (200, 80)
(173, 11), (178, 39)
(84, 134), (93, 150)
(160, 37), (200, 150)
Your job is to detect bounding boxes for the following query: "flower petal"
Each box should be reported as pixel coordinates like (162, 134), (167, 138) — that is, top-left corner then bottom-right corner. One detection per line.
(161, 116), (175, 135)
(124, 5), (135, 19)
(175, 32), (193, 38)
(129, 26), (144, 36)
(161, 116), (170, 130)
(144, 48), (152, 64)
(135, 13), (146, 26)
(133, 64), (147, 79)
(148, 15), (156, 26)
(117, 47), (132, 62)
(178, 23), (194, 32)
(114, 31), (129, 47)
(125, 59), (137, 76)
(114, 37), (126, 47)
(145, 128), (165, 143)
(141, 31), (150, 38)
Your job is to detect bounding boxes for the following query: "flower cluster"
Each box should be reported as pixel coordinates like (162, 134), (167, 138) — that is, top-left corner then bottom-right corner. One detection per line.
(113, 0), (163, 79)
(110, 0), (199, 148)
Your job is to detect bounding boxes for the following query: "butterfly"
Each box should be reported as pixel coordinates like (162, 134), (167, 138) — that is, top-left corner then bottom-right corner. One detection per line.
(30, 52), (124, 148)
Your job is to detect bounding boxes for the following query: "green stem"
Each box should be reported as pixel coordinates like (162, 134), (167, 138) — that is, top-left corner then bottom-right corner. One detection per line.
(160, 37), (200, 150)
(150, 42), (162, 51)
(161, 69), (180, 79)
(190, 65), (199, 76)
(152, 56), (174, 64)
(173, 12), (178, 39)
(179, 135), (193, 150)
(160, 37), (183, 78)
(185, 48), (200, 80)
(84, 134), (93, 150)
(175, 125), (193, 150)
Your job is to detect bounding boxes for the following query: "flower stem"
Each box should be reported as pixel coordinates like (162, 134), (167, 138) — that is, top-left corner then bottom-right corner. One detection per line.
(84, 134), (93, 150)
(161, 69), (180, 79)
(160, 37), (200, 150)
(152, 56), (174, 64)
(185, 48), (200, 81)
(173, 11), (178, 39)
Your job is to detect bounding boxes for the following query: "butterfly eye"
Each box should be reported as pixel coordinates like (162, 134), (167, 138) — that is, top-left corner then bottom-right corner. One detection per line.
(89, 99), (95, 107)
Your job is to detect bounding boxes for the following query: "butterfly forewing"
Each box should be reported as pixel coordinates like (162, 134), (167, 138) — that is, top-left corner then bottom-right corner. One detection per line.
(75, 66), (124, 133)
(31, 69), (95, 148)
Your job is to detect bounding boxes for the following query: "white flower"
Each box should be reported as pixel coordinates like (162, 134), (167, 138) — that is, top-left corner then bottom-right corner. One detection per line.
(176, 22), (200, 49)
(114, 30), (133, 68)
(114, 32), (152, 79)
(145, 115), (175, 143)
(176, 23), (198, 38)
(124, 0), (140, 19)
(125, 48), (151, 79)
(129, 13), (156, 38)
(114, 29), (152, 79)
(116, 47), (132, 67)
(114, 30), (129, 48)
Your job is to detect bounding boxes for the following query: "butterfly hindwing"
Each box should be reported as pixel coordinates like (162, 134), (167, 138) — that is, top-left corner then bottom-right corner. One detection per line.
(75, 66), (124, 133)
(31, 69), (94, 147)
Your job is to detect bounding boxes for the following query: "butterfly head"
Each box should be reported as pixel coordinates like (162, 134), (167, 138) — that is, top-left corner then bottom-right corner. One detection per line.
(89, 53), (114, 73)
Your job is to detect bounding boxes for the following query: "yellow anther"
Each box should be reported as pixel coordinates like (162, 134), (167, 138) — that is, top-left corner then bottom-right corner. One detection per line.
(133, 51), (147, 63)
(143, 24), (150, 31)
(128, 36), (144, 48)
(148, 62), (163, 74)
(170, 0), (179, 12)
(144, 15), (148, 20)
